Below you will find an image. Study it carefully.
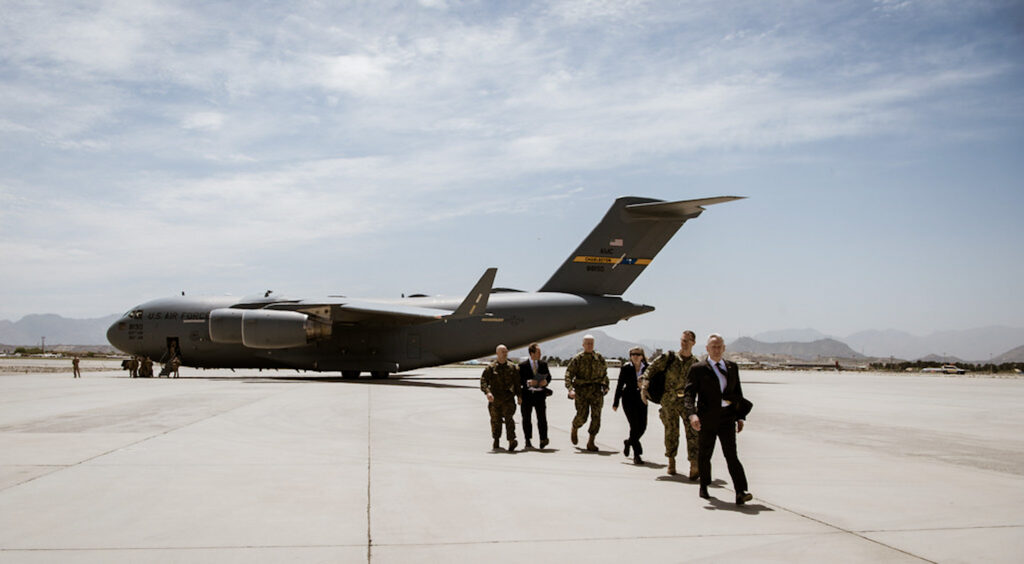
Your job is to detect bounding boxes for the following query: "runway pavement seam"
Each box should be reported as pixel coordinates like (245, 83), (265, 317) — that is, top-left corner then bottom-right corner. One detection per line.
(856, 524), (1024, 533)
(367, 385), (374, 564)
(757, 499), (938, 563)
(347, 531), (849, 548)
(0, 543), (367, 552)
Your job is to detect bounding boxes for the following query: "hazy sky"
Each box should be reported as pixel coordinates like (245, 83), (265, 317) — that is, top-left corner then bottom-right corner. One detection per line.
(2, 0), (1022, 343)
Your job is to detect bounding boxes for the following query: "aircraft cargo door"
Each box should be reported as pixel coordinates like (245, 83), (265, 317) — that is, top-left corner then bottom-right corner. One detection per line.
(407, 333), (421, 360)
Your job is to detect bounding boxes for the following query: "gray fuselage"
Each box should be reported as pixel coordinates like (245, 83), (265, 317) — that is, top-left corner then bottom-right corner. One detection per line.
(106, 292), (653, 373)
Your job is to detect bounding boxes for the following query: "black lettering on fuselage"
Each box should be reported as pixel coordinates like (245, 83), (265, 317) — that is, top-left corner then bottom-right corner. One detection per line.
(128, 323), (144, 340)
(586, 265), (605, 272)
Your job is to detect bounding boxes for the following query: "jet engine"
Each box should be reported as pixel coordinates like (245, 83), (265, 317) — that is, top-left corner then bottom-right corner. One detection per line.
(208, 308), (331, 349)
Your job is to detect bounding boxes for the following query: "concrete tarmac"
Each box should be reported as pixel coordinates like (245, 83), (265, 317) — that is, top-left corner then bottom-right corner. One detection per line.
(1, 361), (1023, 563)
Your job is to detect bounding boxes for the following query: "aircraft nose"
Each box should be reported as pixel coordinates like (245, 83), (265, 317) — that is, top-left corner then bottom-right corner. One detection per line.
(106, 319), (129, 352)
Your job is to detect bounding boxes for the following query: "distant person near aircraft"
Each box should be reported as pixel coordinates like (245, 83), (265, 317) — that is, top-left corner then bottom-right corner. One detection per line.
(480, 345), (521, 452)
(565, 334), (608, 452)
(613, 345), (648, 464)
(72, 356), (81, 378)
(519, 342), (551, 449)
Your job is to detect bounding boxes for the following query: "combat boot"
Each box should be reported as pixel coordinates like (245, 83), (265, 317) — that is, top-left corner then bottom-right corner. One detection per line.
(492, 438), (500, 450)
(586, 434), (598, 452)
(667, 456), (677, 475)
(689, 460), (700, 481)
(570, 426), (579, 445)
(508, 439), (518, 452)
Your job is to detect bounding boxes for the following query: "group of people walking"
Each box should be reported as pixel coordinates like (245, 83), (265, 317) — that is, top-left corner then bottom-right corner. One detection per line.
(480, 332), (753, 505)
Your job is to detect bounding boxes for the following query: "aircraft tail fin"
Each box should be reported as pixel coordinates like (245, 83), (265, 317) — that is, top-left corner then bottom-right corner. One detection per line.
(539, 196), (743, 296)
(450, 268), (497, 318)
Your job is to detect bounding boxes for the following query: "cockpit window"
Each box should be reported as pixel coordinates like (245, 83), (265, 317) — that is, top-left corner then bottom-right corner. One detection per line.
(124, 309), (143, 319)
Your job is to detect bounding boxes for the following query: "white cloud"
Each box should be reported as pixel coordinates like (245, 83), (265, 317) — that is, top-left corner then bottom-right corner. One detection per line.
(1, 1), (1021, 326)
(181, 112), (226, 132)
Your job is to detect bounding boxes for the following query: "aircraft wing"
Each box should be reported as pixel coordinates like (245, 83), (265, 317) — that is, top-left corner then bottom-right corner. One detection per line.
(263, 268), (499, 326)
(264, 298), (451, 325)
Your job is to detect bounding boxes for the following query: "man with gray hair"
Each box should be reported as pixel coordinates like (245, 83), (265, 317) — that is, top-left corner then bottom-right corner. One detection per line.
(684, 333), (753, 505)
(481, 344), (522, 451)
(565, 334), (609, 451)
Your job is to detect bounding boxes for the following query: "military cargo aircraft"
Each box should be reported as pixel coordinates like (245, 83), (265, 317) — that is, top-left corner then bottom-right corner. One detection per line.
(107, 196), (742, 378)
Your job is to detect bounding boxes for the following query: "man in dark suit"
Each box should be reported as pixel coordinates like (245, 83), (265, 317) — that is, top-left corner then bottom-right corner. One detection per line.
(684, 333), (753, 505)
(519, 342), (551, 449)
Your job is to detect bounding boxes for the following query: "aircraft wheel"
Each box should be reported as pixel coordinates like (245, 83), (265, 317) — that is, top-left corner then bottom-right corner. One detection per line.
(370, 371), (389, 379)
(341, 370), (360, 379)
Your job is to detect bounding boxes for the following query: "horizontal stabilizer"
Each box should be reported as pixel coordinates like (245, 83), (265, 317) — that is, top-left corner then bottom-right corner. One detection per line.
(625, 196), (745, 219)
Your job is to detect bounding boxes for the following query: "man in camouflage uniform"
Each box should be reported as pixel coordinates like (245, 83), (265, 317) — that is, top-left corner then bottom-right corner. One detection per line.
(642, 330), (700, 478)
(480, 344), (522, 451)
(565, 334), (608, 452)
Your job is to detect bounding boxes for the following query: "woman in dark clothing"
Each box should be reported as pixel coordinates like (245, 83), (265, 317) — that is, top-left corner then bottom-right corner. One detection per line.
(613, 346), (648, 464)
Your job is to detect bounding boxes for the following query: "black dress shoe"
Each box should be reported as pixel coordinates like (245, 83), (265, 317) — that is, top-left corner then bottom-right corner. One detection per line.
(623, 439), (630, 457)
(736, 492), (752, 505)
(699, 486), (710, 499)
(539, 438), (549, 449)
(633, 454), (643, 465)
(525, 439), (533, 449)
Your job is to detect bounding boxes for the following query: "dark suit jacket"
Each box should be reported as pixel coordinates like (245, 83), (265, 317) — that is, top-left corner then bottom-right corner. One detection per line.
(683, 358), (746, 426)
(519, 359), (551, 403)
(613, 362), (646, 409)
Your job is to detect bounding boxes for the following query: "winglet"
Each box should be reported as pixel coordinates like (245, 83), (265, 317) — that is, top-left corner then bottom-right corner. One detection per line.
(450, 268), (497, 318)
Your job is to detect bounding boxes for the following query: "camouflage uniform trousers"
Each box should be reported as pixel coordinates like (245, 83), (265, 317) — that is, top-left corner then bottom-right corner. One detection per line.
(571, 385), (605, 435)
(660, 400), (699, 462)
(488, 398), (517, 440)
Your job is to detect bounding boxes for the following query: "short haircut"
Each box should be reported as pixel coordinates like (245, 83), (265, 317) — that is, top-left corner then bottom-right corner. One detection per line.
(707, 333), (724, 344)
(682, 330), (696, 341)
(528, 342), (540, 354)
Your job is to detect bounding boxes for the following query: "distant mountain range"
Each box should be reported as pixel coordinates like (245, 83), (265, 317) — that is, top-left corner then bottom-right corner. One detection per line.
(728, 337), (862, 361)
(2, 314), (1022, 364)
(993, 345), (1024, 363)
(749, 327), (1024, 363)
(0, 314), (119, 347)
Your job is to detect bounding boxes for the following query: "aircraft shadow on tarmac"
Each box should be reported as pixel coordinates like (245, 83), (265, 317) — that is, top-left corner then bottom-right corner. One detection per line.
(190, 374), (470, 389)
